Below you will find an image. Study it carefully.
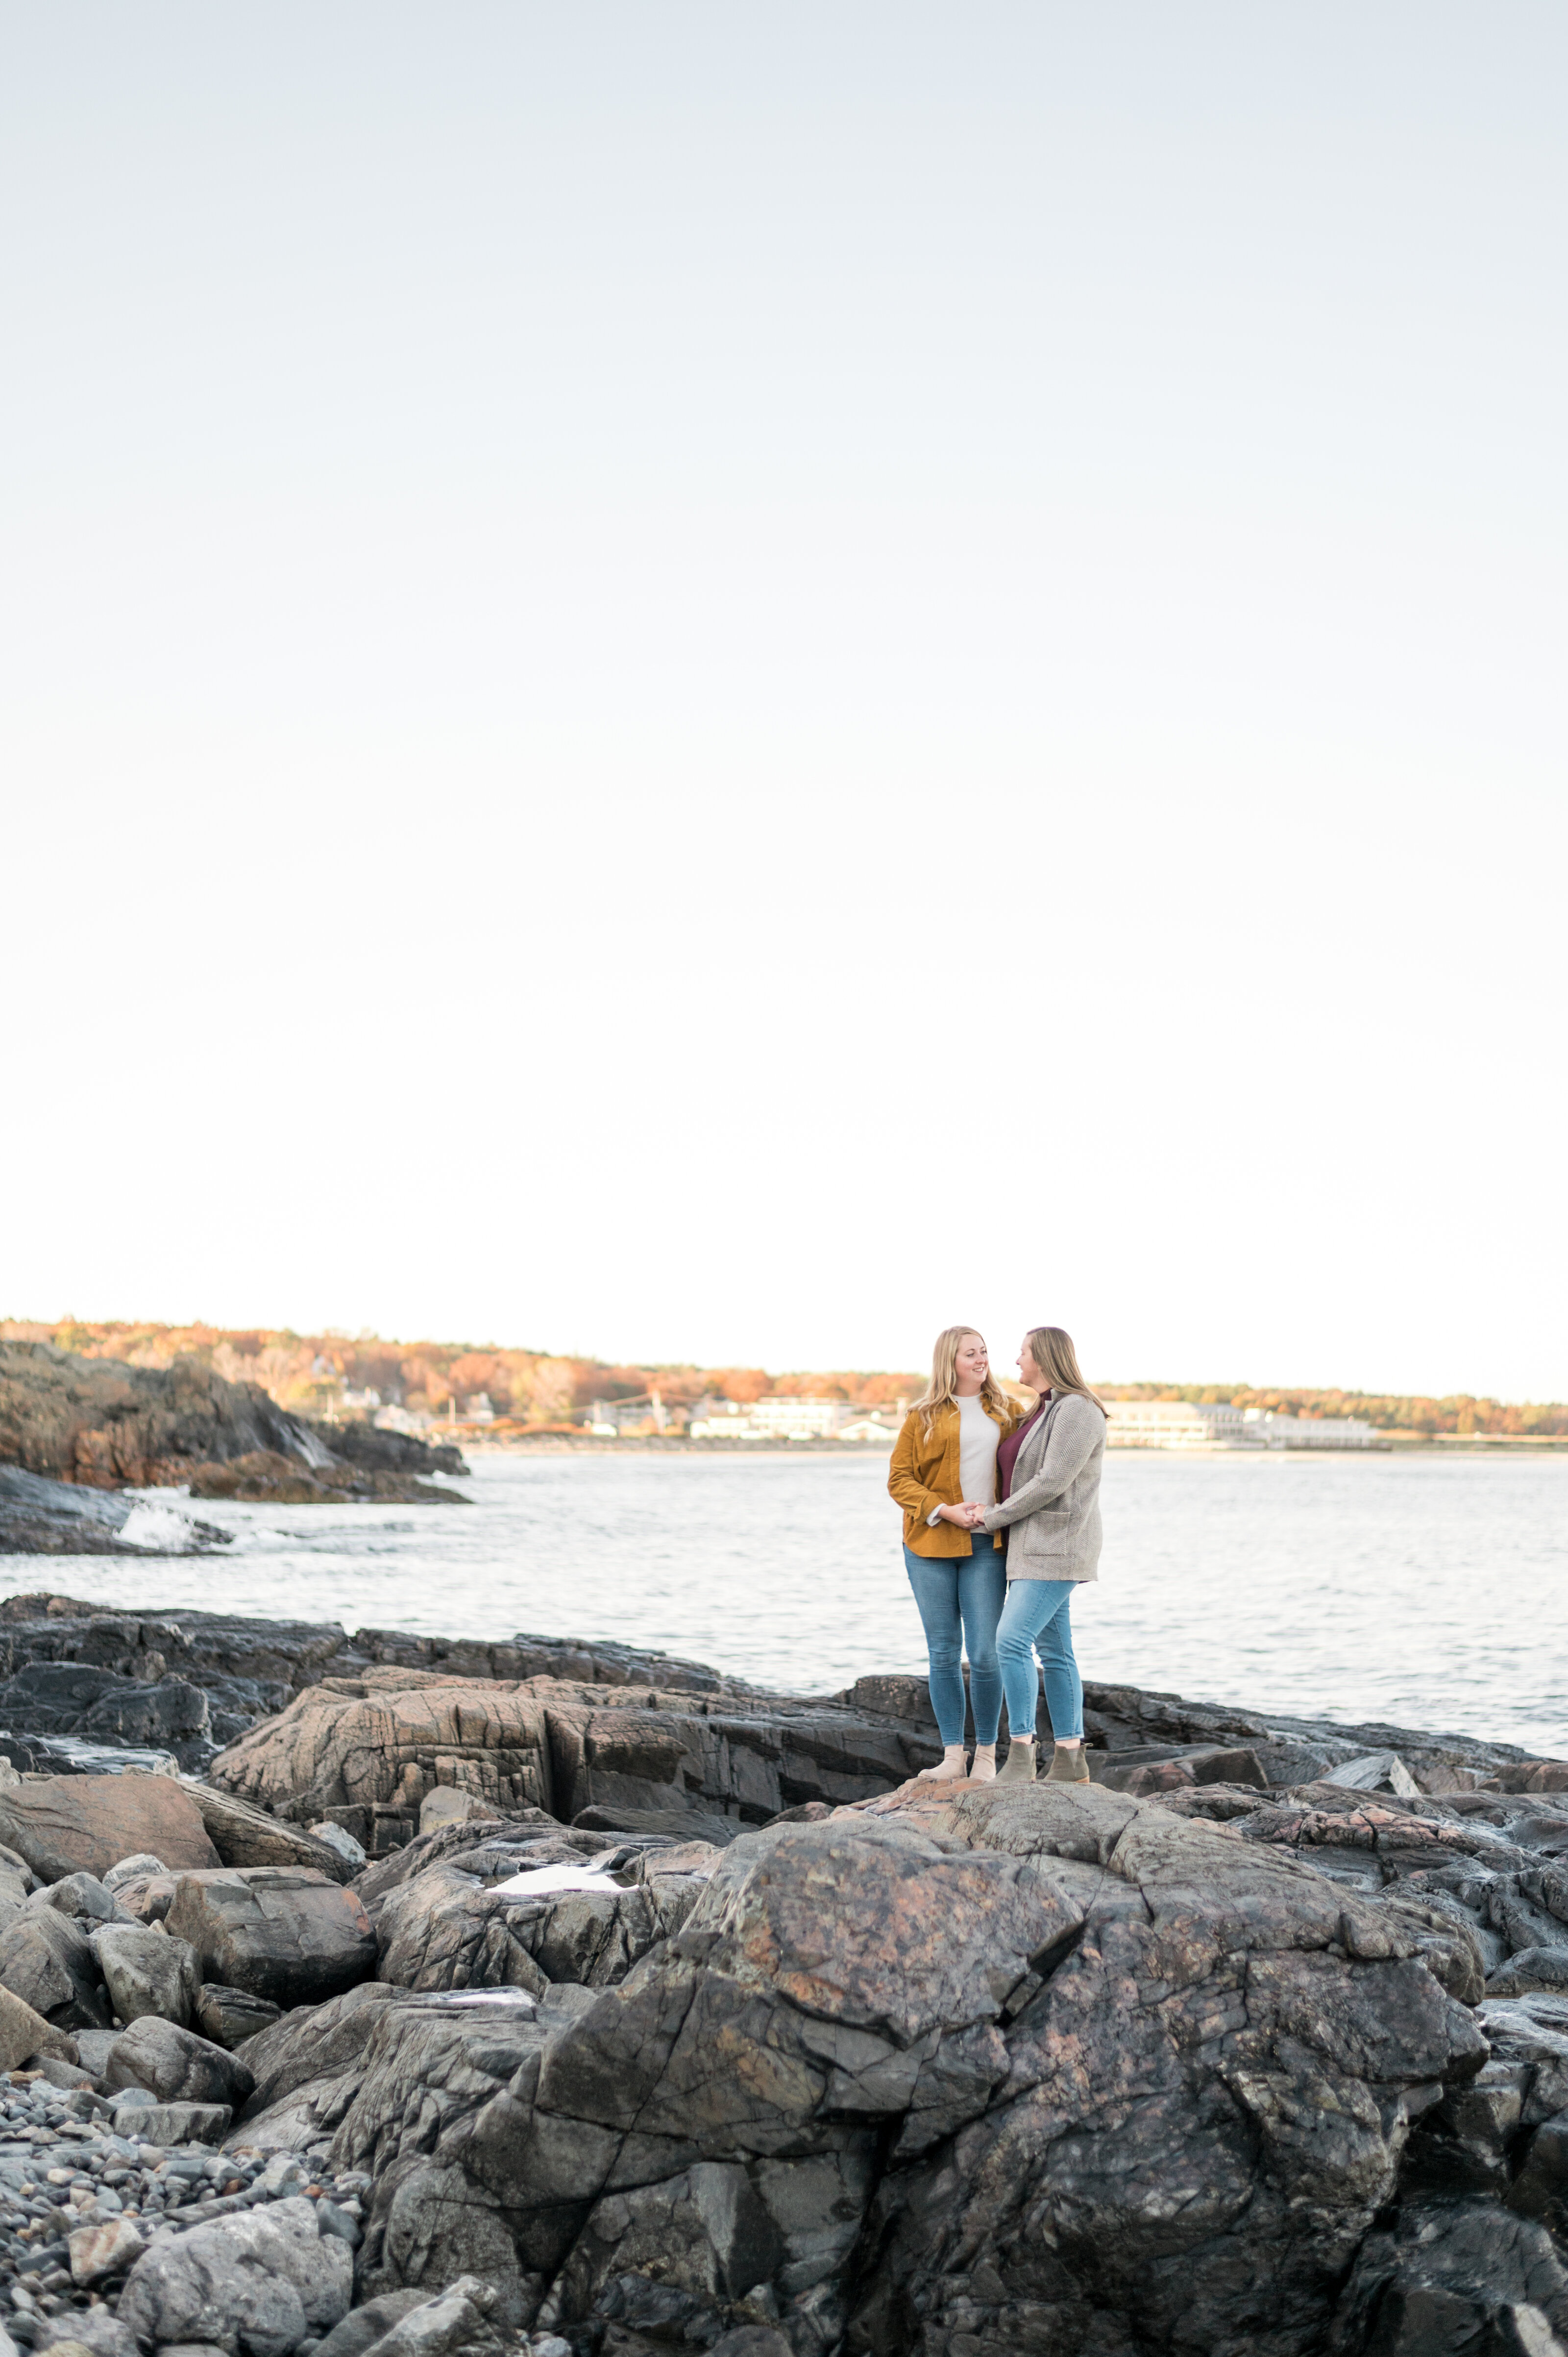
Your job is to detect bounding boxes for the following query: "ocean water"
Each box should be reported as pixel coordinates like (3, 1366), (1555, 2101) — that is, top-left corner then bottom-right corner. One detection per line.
(4, 1449), (1566, 1755)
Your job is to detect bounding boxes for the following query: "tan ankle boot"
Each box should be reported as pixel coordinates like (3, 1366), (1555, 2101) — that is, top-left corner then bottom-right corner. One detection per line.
(969, 1744), (997, 1783)
(917, 1745), (969, 1783)
(997, 1739), (1036, 1785)
(1046, 1743), (1090, 1784)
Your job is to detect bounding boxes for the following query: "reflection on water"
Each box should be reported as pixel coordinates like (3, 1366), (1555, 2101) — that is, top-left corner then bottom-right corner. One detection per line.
(3, 1449), (1565, 1754)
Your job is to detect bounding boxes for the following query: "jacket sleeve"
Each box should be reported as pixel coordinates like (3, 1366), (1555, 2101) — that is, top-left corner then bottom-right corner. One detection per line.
(888, 1413), (945, 1526)
(982, 1398), (1104, 1532)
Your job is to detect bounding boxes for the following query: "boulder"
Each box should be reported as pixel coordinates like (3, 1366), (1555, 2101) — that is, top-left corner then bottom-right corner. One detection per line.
(194, 1984), (282, 2050)
(352, 2277), (500, 2357)
(318, 1785), (1489, 2352)
(0, 1908), (110, 2029)
(103, 1853), (168, 1891)
(311, 2291), (433, 2357)
(115, 2194), (352, 2354)
(208, 1679), (556, 1829)
(0, 1981), (78, 2070)
(101, 2015), (254, 2108)
(68, 2213), (148, 2288)
(1329, 2199), (1568, 2353)
(164, 1868), (376, 2008)
(374, 1861), (699, 1994)
(89, 1922), (200, 2027)
(28, 1871), (121, 1923)
(127, 2099), (233, 2146)
(180, 1786), (358, 1884)
(235, 1980), (398, 2122)
(0, 1777), (220, 1882)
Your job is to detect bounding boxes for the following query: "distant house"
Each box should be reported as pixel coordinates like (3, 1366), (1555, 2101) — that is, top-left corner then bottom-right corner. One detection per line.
(462, 1393), (497, 1424)
(690, 1398), (853, 1441)
(375, 1403), (433, 1434)
(1105, 1401), (1253, 1449)
(1243, 1411), (1379, 1449)
(836, 1414), (901, 1444)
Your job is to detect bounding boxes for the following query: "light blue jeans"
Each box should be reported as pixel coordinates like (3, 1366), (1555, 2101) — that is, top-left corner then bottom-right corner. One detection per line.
(997, 1578), (1084, 1741)
(903, 1534), (1005, 1746)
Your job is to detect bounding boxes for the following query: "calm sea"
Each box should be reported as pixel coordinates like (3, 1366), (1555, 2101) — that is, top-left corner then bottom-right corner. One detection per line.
(4, 1450), (1565, 1755)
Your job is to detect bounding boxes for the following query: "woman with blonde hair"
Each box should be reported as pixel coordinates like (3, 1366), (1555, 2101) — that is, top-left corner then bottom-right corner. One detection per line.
(888, 1326), (1023, 1783)
(956, 1325), (1107, 1784)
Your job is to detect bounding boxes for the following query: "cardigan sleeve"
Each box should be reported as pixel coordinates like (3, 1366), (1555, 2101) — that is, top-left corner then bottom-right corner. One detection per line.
(982, 1397), (1104, 1532)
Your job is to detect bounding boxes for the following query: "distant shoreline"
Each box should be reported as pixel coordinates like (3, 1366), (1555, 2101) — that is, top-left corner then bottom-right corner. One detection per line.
(449, 1432), (1568, 1460)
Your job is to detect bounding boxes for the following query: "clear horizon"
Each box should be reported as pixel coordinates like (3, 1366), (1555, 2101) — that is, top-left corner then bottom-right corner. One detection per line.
(5, 4), (1565, 1400)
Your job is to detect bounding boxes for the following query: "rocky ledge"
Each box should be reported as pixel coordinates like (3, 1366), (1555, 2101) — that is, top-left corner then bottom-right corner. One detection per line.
(0, 1343), (466, 1515)
(0, 1605), (1559, 2357)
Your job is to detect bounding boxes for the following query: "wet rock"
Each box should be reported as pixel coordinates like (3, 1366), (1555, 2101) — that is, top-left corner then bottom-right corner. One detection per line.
(164, 1869), (376, 2008)
(186, 1454), (463, 1508)
(0, 1909), (111, 2030)
(115, 2194), (352, 2355)
(0, 1665), (217, 1774)
(194, 1985), (281, 2050)
(102, 2015), (255, 2107)
(0, 1778), (220, 1884)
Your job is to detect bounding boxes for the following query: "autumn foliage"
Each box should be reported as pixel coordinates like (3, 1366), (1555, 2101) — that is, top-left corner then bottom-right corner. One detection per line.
(1, 1322), (1563, 1437)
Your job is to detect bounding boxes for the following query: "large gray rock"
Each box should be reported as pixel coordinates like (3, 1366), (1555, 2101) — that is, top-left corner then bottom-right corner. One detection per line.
(194, 1983), (282, 2050)
(90, 1921), (200, 2027)
(115, 2193), (352, 2354)
(164, 1866), (376, 2006)
(102, 2014), (254, 2108)
(373, 1859), (699, 1994)
(237, 1980), (401, 2131)
(0, 1905), (111, 2029)
(316, 1785), (1491, 2354)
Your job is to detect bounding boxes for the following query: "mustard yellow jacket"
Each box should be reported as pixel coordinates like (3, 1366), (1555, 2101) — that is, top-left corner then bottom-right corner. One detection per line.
(888, 1396), (1024, 1558)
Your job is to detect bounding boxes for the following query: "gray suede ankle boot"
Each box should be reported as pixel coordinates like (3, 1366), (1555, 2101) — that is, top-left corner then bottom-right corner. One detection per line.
(1047, 1743), (1091, 1783)
(997, 1739), (1036, 1785)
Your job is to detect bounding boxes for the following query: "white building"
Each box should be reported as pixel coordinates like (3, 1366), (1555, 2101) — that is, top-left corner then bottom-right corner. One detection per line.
(690, 1397), (853, 1441)
(1105, 1401), (1254, 1449)
(836, 1414), (902, 1444)
(1243, 1411), (1379, 1449)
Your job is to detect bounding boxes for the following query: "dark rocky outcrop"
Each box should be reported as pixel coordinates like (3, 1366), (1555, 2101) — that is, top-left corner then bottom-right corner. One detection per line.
(0, 1340), (467, 1512)
(0, 1465), (231, 1556)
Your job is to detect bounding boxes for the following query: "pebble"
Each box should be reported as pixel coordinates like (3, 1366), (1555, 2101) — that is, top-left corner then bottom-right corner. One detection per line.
(0, 2072), (375, 2339)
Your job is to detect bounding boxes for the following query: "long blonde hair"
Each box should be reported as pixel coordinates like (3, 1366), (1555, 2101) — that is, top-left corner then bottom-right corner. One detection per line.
(911, 1326), (1015, 1435)
(1023, 1326), (1106, 1414)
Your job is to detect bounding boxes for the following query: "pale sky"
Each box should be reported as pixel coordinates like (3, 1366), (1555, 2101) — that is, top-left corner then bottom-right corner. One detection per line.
(4, 3), (1565, 1399)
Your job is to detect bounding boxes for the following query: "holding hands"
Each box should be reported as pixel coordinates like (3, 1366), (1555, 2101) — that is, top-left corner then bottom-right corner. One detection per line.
(936, 1500), (989, 1528)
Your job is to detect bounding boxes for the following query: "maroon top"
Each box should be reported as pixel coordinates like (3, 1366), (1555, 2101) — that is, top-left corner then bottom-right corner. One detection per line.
(996, 1394), (1050, 1501)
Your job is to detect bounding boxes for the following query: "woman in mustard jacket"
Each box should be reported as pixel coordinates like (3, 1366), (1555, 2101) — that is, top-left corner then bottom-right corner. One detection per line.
(888, 1326), (1023, 1782)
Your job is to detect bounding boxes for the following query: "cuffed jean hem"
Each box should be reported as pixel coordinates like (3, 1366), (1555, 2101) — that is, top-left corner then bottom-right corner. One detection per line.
(997, 1577), (1083, 1741)
(904, 1535), (1005, 1746)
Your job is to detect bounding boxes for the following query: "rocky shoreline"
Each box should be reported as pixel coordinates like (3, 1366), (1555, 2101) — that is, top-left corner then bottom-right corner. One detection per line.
(0, 1595), (1561, 2357)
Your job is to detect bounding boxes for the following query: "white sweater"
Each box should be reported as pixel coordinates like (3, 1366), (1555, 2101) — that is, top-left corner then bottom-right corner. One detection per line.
(957, 1392), (1000, 1508)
